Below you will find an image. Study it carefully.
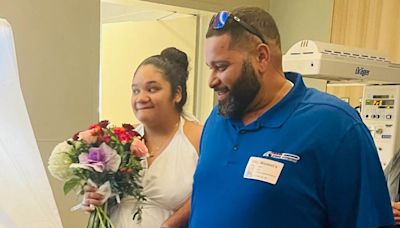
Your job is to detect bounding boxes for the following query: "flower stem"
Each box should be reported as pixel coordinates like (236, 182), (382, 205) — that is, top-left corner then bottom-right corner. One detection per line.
(85, 203), (115, 228)
(96, 207), (106, 227)
(86, 211), (95, 228)
(97, 205), (115, 228)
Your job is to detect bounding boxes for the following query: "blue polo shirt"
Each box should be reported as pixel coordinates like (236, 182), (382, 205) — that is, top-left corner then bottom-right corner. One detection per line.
(189, 72), (394, 228)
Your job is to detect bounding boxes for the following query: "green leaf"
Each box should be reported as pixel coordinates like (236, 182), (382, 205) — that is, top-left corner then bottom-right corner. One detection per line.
(63, 178), (81, 195)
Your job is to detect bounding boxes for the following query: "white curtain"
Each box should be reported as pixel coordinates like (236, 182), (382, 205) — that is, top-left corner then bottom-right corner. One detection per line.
(0, 19), (63, 228)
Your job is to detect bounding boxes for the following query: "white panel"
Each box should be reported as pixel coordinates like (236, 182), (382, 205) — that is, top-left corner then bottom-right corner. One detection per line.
(0, 19), (63, 228)
(283, 40), (400, 84)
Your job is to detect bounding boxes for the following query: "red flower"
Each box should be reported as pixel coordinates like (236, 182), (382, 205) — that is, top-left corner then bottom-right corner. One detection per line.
(98, 120), (109, 128)
(97, 134), (108, 144)
(118, 133), (132, 143)
(113, 127), (126, 135)
(88, 125), (102, 136)
(127, 130), (140, 138)
(122, 123), (134, 131)
(72, 132), (79, 141)
(103, 135), (111, 144)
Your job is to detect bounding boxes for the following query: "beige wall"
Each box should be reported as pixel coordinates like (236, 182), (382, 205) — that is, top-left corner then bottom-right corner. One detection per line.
(0, 0), (100, 227)
(267, 0), (333, 90)
(101, 16), (197, 125)
(269, 0), (334, 53)
(327, 85), (364, 108)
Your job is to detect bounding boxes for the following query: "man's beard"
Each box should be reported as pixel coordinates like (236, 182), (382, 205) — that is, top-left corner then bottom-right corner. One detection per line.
(218, 61), (261, 119)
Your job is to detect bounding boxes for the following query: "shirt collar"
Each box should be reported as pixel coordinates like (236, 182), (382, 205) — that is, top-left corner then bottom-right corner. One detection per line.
(230, 72), (307, 130)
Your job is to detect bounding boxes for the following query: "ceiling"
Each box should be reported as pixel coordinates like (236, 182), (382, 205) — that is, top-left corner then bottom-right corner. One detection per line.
(101, 0), (211, 23)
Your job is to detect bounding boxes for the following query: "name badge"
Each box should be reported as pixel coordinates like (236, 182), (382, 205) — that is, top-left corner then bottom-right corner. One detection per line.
(244, 156), (284, 185)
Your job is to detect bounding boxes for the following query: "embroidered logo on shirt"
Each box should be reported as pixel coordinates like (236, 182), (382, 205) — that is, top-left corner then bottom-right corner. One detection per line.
(262, 151), (300, 163)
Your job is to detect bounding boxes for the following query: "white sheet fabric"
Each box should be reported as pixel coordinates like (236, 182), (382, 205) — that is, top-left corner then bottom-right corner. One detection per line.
(0, 19), (63, 228)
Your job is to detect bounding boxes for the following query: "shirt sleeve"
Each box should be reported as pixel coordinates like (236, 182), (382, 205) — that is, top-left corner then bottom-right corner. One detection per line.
(323, 123), (394, 228)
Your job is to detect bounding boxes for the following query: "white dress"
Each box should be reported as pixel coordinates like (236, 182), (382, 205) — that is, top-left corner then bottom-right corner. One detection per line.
(110, 117), (198, 227)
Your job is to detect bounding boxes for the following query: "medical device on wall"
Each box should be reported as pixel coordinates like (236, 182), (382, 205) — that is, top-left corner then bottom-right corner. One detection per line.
(283, 40), (400, 84)
(361, 85), (400, 168)
(283, 40), (400, 169)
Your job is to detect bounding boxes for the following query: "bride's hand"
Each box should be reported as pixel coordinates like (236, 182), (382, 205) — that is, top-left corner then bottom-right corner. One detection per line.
(393, 202), (400, 224)
(82, 184), (105, 212)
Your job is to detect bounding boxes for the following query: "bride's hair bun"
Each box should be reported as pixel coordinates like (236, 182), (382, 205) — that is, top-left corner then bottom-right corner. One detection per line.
(161, 47), (189, 80)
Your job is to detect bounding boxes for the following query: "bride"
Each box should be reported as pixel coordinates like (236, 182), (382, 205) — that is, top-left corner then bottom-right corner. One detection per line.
(83, 47), (202, 227)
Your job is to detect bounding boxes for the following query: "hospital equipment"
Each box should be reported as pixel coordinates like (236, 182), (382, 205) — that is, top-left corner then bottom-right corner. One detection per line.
(283, 40), (400, 169)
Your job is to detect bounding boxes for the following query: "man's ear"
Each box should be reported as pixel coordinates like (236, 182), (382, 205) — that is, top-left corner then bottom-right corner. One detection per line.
(255, 43), (271, 72)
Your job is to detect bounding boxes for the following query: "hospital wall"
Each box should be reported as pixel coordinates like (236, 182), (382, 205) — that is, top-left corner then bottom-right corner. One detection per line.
(269, 0), (334, 53)
(270, 0), (334, 91)
(0, 0), (100, 227)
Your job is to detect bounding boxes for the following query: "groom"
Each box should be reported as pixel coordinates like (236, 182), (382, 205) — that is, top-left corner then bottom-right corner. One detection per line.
(189, 6), (394, 227)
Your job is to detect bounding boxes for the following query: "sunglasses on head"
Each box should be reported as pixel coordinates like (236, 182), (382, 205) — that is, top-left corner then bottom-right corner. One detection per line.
(209, 10), (266, 44)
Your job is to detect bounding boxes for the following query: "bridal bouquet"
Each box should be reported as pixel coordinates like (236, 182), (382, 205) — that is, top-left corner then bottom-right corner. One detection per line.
(48, 120), (148, 228)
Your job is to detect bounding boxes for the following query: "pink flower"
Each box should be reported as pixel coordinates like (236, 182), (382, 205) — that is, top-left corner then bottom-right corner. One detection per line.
(78, 129), (98, 144)
(130, 138), (149, 158)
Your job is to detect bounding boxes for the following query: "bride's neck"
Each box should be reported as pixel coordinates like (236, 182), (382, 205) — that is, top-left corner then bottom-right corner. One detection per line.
(144, 114), (180, 138)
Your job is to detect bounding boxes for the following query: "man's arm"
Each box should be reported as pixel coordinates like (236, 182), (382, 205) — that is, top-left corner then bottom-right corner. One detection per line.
(324, 123), (394, 227)
(161, 198), (191, 228)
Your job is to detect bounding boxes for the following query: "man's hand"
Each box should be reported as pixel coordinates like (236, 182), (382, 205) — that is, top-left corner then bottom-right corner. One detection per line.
(392, 202), (400, 224)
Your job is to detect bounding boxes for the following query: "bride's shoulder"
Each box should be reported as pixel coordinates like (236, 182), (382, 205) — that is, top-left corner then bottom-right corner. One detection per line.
(183, 120), (202, 154)
(184, 120), (203, 136)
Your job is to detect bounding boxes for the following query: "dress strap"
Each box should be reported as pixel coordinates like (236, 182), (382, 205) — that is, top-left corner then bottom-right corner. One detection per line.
(178, 116), (185, 132)
(181, 111), (200, 123)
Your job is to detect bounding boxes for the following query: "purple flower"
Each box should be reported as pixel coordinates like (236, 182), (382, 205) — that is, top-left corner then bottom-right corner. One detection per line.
(87, 147), (106, 162)
(70, 143), (121, 172)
